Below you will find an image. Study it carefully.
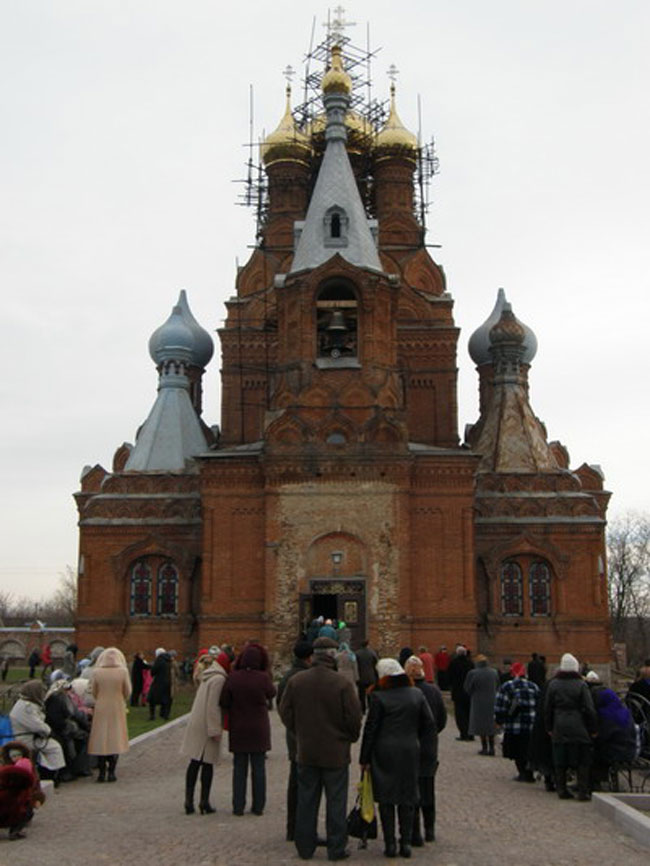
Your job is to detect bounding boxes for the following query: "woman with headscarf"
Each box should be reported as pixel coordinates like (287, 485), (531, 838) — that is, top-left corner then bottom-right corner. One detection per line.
(180, 655), (228, 814)
(335, 642), (359, 687)
(219, 643), (276, 816)
(360, 658), (435, 859)
(403, 655), (446, 845)
(9, 681), (66, 784)
(88, 647), (131, 783)
(44, 679), (90, 779)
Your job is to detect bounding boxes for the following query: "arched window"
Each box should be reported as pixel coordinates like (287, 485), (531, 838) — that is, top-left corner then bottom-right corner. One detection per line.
(529, 561), (551, 617)
(500, 561), (523, 616)
(130, 560), (152, 616)
(324, 206), (348, 246)
(157, 562), (179, 615)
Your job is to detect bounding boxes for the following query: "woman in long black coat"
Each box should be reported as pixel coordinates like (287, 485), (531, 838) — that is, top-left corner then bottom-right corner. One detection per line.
(360, 658), (435, 859)
(219, 643), (276, 816)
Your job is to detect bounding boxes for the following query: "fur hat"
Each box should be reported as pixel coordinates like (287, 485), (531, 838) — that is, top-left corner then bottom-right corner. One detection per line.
(560, 653), (580, 673)
(376, 658), (405, 678)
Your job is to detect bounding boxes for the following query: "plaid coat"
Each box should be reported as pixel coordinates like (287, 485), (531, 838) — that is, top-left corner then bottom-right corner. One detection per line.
(494, 677), (539, 735)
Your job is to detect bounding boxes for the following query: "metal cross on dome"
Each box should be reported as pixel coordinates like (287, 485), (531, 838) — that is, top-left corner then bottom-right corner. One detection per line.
(325, 5), (356, 43)
(387, 64), (400, 84)
(283, 64), (295, 85)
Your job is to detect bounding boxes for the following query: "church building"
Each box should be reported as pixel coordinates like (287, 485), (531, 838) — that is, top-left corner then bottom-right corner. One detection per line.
(74, 28), (611, 667)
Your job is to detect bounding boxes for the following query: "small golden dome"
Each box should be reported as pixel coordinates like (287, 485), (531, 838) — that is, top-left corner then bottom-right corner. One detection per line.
(321, 45), (352, 96)
(307, 109), (372, 154)
(375, 83), (418, 160)
(261, 85), (311, 167)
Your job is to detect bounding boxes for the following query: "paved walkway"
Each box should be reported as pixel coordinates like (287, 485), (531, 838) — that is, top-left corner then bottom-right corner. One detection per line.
(3, 707), (649, 866)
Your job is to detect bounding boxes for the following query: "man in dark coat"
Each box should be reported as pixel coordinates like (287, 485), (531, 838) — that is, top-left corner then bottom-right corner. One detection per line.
(279, 636), (362, 862)
(448, 645), (474, 741)
(276, 641), (313, 841)
(355, 640), (378, 713)
(147, 648), (172, 720)
(130, 652), (149, 707)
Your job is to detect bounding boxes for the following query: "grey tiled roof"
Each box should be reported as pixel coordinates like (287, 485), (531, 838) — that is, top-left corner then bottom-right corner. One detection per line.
(291, 138), (382, 273)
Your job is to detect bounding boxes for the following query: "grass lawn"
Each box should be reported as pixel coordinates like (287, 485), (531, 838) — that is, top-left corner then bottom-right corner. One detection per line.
(127, 686), (194, 738)
(0, 666), (195, 739)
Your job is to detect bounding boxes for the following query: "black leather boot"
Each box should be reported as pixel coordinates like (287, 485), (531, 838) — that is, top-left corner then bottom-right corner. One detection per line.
(398, 805), (414, 858)
(107, 755), (118, 782)
(576, 764), (591, 801)
(185, 760), (198, 814)
(96, 756), (106, 783)
(422, 805), (435, 842)
(379, 804), (397, 857)
(556, 767), (574, 799)
(199, 762), (215, 814)
(411, 809), (424, 846)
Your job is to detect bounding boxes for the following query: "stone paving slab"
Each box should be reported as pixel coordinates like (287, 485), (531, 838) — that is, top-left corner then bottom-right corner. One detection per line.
(3, 708), (649, 866)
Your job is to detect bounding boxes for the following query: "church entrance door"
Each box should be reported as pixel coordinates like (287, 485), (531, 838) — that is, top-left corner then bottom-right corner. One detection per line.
(301, 579), (366, 649)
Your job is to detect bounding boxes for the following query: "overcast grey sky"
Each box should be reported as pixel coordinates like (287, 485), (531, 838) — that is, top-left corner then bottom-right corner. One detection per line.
(1, 1), (648, 601)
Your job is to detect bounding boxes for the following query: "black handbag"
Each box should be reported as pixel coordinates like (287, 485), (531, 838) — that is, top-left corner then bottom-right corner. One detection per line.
(346, 800), (378, 843)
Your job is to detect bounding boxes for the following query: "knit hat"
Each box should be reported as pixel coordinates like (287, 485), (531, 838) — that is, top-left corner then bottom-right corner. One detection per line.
(560, 653), (579, 673)
(376, 658), (405, 678)
(585, 670), (600, 683)
(155, 647), (166, 657)
(293, 641), (313, 660)
(313, 636), (338, 650)
(510, 662), (526, 678)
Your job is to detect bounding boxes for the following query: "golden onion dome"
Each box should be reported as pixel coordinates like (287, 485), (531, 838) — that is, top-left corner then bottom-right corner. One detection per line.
(260, 84), (311, 167)
(307, 109), (373, 155)
(375, 83), (418, 160)
(321, 44), (352, 95)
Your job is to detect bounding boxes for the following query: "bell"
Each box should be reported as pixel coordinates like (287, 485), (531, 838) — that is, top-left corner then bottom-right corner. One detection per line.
(326, 310), (347, 332)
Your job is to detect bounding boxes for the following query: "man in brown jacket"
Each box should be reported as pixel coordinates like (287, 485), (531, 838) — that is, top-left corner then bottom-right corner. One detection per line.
(279, 636), (362, 862)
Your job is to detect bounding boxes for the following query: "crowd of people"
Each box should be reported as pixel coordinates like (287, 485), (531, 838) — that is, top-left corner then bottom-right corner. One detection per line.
(2, 635), (649, 853)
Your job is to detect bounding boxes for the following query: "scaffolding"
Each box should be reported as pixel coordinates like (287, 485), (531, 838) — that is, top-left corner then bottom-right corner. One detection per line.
(235, 10), (439, 245)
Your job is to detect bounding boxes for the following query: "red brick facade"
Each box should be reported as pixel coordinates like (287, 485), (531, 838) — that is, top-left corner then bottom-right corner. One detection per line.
(75, 45), (610, 669)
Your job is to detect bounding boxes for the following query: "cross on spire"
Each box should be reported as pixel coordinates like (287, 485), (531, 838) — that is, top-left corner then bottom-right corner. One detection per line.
(325, 5), (356, 45)
(283, 64), (295, 85)
(387, 64), (400, 83)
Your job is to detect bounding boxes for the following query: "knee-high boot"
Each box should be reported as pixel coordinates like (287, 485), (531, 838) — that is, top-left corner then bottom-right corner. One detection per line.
(411, 808), (424, 846)
(199, 762), (215, 813)
(379, 804), (397, 857)
(107, 755), (118, 782)
(96, 755), (107, 783)
(185, 759), (200, 814)
(397, 805), (414, 858)
(555, 767), (574, 799)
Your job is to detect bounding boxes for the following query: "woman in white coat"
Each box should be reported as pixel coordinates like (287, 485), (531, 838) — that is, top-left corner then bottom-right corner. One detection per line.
(88, 647), (131, 783)
(180, 658), (227, 814)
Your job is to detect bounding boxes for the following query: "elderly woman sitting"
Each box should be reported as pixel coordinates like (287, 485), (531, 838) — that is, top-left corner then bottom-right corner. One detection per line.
(9, 681), (67, 785)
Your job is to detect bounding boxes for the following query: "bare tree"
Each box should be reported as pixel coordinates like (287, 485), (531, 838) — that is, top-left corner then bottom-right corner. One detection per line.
(607, 512), (650, 661)
(53, 565), (78, 622)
